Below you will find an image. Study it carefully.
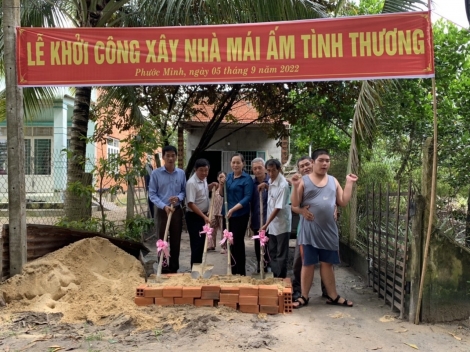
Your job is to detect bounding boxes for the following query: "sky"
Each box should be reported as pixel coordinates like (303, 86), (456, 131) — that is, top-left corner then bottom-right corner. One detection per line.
(351, 0), (469, 28)
(430, 0), (469, 28)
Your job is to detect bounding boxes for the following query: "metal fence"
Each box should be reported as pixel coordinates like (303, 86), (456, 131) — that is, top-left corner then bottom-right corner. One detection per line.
(0, 153), (151, 231)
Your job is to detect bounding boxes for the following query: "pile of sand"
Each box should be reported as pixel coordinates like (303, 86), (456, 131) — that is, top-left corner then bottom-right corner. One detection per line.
(0, 237), (282, 330)
(0, 237), (151, 326)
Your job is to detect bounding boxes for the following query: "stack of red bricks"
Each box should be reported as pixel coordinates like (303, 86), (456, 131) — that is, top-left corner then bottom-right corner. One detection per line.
(135, 278), (293, 314)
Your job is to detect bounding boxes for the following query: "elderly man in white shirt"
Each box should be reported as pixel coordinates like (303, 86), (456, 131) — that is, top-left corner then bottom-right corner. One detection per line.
(260, 159), (292, 278)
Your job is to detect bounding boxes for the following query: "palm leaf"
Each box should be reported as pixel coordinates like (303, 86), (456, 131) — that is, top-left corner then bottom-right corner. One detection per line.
(382, 0), (427, 13)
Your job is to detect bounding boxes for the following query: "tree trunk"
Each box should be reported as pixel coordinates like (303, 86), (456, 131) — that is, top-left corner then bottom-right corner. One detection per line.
(184, 86), (241, 177)
(4, 0), (27, 275)
(64, 87), (93, 221)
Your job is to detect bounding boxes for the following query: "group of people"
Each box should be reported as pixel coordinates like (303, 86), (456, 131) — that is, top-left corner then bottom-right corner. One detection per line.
(148, 145), (357, 309)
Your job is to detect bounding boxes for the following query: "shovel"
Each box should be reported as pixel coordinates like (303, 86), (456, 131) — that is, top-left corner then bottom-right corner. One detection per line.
(191, 189), (216, 279)
(224, 182), (233, 276)
(154, 204), (174, 281)
(252, 190), (273, 280)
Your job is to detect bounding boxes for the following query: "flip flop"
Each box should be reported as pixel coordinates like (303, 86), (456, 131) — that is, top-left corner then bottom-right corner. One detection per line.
(326, 295), (353, 307)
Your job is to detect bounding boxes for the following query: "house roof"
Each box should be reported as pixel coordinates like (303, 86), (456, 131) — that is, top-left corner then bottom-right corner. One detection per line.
(183, 100), (262, 128)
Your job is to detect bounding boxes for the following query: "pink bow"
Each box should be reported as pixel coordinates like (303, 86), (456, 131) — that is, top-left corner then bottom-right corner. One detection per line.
(252, 229), (269, 247)
(220, 229), (233, 245)
(156, 239), (170, 260)
(200, 224), (213, 239)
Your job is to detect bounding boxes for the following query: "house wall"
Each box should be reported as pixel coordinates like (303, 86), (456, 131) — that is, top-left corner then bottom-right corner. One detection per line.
(186, 126), (281, 164)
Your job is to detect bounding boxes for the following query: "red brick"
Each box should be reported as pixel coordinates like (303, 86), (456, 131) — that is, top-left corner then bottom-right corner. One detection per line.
(182, 286), (202, 298)
(282, 288), (293, 314)
(239, 286), (258, 296)
(283, 278), (293, 288)
(220, 286), (240, 294)
(218, 302), (238, 310)
(259, 296), (279, 306)
(260, 305), (279, 315)
(163, 286), (183, 298)
(201, 285), (220, 292)
(239, 296), (258, 305)
(201, 290), (220, 300)
(134, 297), (154, 306)
(194, 299), (214, 307)
(258, 285), (279, 297)
(239, 305), (259, 314)
(155, 297), (174, 306)
(136, 284), (147, 297)
(144, 286), (164, 298)
(174, 297), (194, 305)
(219, 293), (239, 304)
(278, 292), (285, 314)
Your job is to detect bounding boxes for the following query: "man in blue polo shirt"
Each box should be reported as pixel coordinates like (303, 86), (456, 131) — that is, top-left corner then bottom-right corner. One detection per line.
(149, 145), (186, 273)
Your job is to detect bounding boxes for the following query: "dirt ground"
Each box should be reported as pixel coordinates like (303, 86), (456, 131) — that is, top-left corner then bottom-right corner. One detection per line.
(0, 232), (469, 352)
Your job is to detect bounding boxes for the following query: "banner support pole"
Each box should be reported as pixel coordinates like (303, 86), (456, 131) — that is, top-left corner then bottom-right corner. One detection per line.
(414, 1), (438, 325)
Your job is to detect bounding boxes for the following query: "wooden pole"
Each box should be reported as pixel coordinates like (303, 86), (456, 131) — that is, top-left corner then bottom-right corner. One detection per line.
(224, 182), (232, 276)
(415, 1), (438, 324)
(4, 0), (27, 275)
(259, 191), (265, 280)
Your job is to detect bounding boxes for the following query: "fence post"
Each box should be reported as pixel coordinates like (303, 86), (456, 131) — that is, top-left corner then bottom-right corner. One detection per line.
(408, 194), (425, 322)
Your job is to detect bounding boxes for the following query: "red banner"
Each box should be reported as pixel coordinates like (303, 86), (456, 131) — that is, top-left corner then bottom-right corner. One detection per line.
(17, 12), (434, 87)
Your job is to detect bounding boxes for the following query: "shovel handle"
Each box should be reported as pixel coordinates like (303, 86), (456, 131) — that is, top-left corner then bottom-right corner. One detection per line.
(200, 189), (216, 271)
(157, 204), (174, 277)
(224, 182), (232, 275)
(259, 190), (265, 279)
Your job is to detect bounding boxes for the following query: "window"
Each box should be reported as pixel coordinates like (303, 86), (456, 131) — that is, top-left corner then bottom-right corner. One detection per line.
(237, 151), (266, 175)
(0, 140), (7, 174)
(34, 139), (51, 175)
(107, 137), (120, 172)
(0, 138), (51, 175)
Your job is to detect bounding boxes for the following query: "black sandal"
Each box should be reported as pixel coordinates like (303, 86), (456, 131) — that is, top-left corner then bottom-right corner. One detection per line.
(326, 295), (353, 307)
(293, 295), (310, 309)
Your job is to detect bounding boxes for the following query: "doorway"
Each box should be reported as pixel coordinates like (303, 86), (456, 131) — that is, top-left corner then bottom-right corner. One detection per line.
(197, 151), (222, 184)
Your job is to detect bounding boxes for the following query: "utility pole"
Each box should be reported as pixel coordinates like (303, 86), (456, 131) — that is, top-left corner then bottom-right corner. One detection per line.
(3, 0), (27, 275)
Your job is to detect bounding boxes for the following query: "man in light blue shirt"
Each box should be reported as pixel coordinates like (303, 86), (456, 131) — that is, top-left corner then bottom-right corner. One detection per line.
(149, 145), (186, 273)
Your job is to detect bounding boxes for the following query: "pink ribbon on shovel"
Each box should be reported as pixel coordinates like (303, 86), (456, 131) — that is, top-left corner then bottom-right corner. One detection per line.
(220, 229), (233, 246)
(252, 229), (269, 247)
(200, 224), (213, 239)
(156, 239), (170, 264)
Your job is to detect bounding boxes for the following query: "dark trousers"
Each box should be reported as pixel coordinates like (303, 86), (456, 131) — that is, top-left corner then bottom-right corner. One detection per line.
(252, 228), (270, 273)
(148, 197), (155, 219)
(186, 211), (206, 268)
(268, 232), (290, 278)
(292, 239), (302, 292)
(157, 207), (183, 273)
(223, 214), (249, 276)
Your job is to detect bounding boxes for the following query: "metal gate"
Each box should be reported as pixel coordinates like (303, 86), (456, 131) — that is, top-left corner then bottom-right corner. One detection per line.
(366, 181), (412, 318)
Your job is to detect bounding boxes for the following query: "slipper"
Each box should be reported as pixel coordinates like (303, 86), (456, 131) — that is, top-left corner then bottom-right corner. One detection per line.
(293, 295), (309, 309)
(326, 295), (353, 307)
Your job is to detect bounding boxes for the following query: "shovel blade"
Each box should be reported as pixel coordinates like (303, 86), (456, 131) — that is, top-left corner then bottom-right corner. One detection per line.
(191, 263), (214, 280)
(251, 271), (274, 280)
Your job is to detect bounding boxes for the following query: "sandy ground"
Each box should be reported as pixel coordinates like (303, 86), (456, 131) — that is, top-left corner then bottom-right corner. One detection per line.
(0, 231), (469, 352)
